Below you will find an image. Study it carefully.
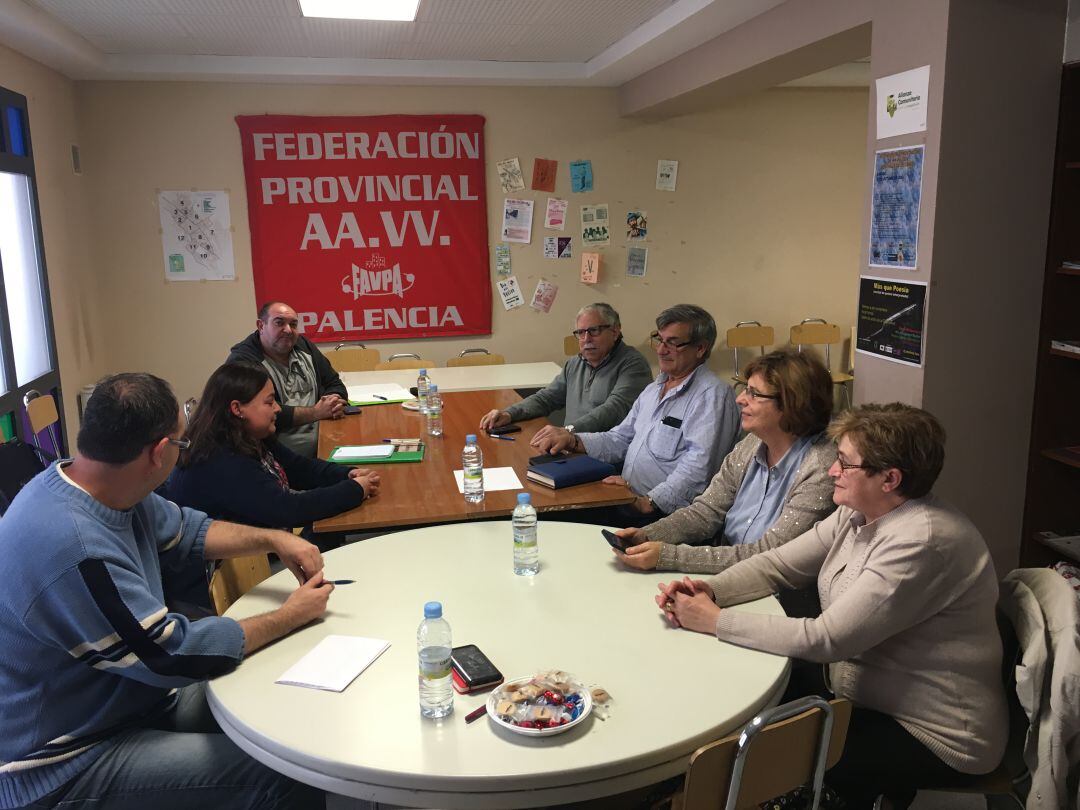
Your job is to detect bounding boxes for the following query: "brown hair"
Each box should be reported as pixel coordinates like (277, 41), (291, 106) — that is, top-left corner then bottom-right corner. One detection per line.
(827, 403), (945, 498)
(178, 363), (268, 467)
(742, 348), (833, 437)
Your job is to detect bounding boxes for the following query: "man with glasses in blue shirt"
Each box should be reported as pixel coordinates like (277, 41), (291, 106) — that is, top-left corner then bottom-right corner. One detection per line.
(479, 303), (652, 436)
(534, 304), (739, 527)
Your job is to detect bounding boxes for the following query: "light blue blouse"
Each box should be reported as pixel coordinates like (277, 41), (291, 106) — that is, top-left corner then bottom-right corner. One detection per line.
(723, 434), (816, 545)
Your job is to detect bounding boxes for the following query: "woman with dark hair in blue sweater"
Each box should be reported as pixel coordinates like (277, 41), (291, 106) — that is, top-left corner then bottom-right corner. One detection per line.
(168, 362), (379, 530)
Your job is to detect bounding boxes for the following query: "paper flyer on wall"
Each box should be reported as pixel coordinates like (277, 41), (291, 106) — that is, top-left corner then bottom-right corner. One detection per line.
(855, 275), (927, 366)
(544, 198), (568, 230)
(875, 66), (930, 139)
(544, 236), (572, 259)
(570, 160), (593, 192)
(502, 198), (534, 244)
(581, 204), (610, 246)
(159, 190), (236, 281)
(626, 246), (648, 277)
(656, 160), (678, 192)
(869, 146), (923, 269)
(530, 278), (558, 313)
(581, 252), (600, 284)
(494, 242), (511, 277)
(497, 275), (525, 310)
(532, 158), (557, 192)
(496, 157), (525, 193)
(626, 210), (647, 241)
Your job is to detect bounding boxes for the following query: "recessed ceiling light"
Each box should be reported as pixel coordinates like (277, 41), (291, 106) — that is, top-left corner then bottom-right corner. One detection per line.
(299, 0), (421, 21)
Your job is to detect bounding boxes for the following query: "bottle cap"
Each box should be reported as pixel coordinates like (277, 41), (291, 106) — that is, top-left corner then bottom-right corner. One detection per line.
(465, 434), (477, 443)
(419, 368), (427, 374)
(517, 493), (531, 505)
(429, 384), (438, 392)
(424, 601), (442, 619)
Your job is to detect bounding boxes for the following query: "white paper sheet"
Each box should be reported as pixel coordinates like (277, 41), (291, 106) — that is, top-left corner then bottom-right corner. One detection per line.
(276, 635), (390, 692)
(346, 384), (415, 404)
(453, 466), (524, 493)
(330, 445), (395, 461)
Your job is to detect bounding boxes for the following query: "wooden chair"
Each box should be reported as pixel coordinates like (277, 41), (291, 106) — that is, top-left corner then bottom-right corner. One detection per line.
(209, 554), (272, 615)
(790, 318), (855, 410)
(678, 697), (851, 810)
(563, 335), (579, 356)
(375, 353), (437, 371)
(726, 321), (774, 389)
(23, 390), (61, 461)
(446, 348), (505, 367)
(329, 343), (381, 372)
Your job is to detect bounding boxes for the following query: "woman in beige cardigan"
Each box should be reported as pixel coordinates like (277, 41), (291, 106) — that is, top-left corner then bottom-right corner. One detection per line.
(613, 348), (836, 575)
(658, 404), (1007, 808)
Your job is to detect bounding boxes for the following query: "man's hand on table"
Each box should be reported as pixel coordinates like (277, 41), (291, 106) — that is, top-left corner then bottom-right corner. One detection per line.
(479, 409), (511, 431)
(314, 394), (346, 421)
(282, 571), (335, 623)
(531, 427), (581, 454)
(269, 531), (324, 584)
(349, 468), (381, 498)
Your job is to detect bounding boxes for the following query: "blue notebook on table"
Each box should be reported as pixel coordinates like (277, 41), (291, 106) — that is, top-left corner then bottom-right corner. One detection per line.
(524, 455), (615, 489)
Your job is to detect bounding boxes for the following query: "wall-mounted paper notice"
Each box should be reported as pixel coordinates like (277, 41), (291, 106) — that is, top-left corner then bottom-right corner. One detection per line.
(544, 236), (572, 259)
(497, 276), (525, 310)
(627, 246), (648, 277)
(159, 190), (236, 281)
(532, 158), (557, 192)
(656, 160), (678, 192)
(875, 65), (930, 139)
(569, 160), (593, 192)
(497, 157), (525, 193)
(626, 210), (647, 241)
(545, 198), (568, 230)
(276, 635), (390, 692)
(581, 204), (609, 247)
(581, 252), (600, 284)
(531, 278), (558, 313)
(502, 198), (534, 244)
(494, 242), (511, 277)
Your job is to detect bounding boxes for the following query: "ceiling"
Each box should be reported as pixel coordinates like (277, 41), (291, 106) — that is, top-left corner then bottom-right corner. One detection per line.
(1, 0), (868, 86)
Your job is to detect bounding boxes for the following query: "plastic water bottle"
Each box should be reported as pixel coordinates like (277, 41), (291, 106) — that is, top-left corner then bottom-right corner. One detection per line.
(417, 601), (453, 719)
(426, 384), (443, 437)
(512, 493), (539, 576)
(462, 434), (485, 503)
(417, 368), (431, 415)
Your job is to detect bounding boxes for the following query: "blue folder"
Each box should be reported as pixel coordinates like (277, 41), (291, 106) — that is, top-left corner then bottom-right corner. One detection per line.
(525, 455), (615, 489)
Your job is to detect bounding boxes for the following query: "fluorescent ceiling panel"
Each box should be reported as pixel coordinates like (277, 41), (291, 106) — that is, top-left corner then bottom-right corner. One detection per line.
(298, 0), (421, 21)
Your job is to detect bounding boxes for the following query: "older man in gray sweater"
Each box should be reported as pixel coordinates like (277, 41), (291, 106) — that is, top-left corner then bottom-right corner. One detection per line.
(479, 303), (652, 436)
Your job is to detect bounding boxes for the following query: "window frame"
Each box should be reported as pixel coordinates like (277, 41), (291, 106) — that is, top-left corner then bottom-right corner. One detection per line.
(0, 85), (63, 444)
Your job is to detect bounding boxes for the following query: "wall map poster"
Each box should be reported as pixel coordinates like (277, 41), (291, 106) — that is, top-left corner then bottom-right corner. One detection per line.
(869, 145), (923, 270)
(236, 114), (490, 342)
(856, 275), (927, 367)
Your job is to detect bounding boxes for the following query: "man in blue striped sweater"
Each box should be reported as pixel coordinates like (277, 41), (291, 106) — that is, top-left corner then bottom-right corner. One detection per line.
(0, 373), (330, 809)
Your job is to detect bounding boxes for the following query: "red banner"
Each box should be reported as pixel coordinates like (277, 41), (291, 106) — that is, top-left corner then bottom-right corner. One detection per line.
(236, 114), (490, 342)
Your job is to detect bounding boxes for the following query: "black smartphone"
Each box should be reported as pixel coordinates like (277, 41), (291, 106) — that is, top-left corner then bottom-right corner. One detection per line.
(451, 644), (503, 693)
(409, 386), (419, 397)
(602, 529), (635, 553)
(343, 405), (362, 415)
(487, 424), (521, 436)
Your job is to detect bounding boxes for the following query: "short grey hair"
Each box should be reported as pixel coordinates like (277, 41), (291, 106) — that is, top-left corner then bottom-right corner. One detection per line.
(576, 302), (621, 330)
(656, 304), (717, 359)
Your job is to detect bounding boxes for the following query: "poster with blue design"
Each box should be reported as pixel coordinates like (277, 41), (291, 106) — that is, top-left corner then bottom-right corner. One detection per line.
(869, 145), (923, 270)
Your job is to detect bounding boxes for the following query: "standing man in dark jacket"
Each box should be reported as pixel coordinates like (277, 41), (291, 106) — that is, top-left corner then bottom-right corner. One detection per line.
(227, 301), (347, 457)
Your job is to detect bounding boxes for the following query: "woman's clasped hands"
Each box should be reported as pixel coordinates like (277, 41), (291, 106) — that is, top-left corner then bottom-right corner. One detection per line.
(655, 576), (722, 634)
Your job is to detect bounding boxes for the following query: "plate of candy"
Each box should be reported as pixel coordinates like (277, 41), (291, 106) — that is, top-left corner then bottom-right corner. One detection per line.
(486, 671), (593, 737)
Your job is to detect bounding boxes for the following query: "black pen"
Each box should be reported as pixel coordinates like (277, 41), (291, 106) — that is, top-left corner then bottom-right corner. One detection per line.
(371, 394), (388, 401)
(488, 434), (515, 441)
(329, 579), (355, 585)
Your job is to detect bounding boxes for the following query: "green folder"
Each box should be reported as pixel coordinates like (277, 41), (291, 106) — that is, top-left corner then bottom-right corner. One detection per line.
(329, 444), (425, 465)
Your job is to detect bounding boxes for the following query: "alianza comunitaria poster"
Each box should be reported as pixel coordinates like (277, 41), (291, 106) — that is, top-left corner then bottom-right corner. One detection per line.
(236, 114), (491, 341)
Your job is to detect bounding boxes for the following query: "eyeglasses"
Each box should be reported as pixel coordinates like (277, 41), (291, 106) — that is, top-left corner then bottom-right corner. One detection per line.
(834, 453), (874, 473)
(572, 324), (614, 339)
(168, 437), (191, 450)
(649, 332), (694, 351)
(744, 386), (780, 402)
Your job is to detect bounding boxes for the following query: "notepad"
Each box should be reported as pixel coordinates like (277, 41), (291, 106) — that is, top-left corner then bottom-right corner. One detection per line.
(329, 445), (395, 462)
(453, 466), (524, 493)
(346, 385), (415, 405)
(276, 635), (391, 692)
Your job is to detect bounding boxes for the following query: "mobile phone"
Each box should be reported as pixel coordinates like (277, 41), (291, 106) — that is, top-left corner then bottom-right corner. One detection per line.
(343, 405), (362, 415)
(602, 529), (635, 553)
(450, 644), (503, 694)
(487, 424), (521, 436)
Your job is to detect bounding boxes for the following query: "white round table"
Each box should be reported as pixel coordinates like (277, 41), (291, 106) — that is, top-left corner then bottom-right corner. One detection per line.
(207, 521), (789, 808)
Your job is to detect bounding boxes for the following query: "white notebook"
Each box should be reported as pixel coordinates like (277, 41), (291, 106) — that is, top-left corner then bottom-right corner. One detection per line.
(276, 635), (391, 692)
(329, 444), (395, 461)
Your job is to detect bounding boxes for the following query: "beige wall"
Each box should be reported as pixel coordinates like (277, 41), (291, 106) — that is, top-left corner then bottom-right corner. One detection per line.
(72, 81), (867, 407)
(0, 42), (104, 437)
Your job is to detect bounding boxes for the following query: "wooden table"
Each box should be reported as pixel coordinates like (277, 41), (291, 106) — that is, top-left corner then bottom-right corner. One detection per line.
(207, 522), (789, 808)
(314, 389), (634, 533)
(339, 361), (561, 395)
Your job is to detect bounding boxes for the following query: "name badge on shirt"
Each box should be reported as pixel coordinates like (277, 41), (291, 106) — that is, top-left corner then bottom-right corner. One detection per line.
(662, 416), (683, 429)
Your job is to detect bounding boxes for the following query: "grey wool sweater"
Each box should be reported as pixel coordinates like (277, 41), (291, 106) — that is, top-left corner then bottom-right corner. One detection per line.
(707, 495), (1008, 774)
(645, 432), (836, 573)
